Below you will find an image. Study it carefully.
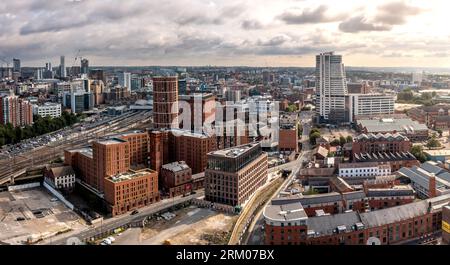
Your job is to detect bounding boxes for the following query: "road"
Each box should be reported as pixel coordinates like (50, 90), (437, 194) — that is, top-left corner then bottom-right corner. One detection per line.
(41, 190), (204, 245)
(246, 111), (313, 245)
(0, 111), (152, 185)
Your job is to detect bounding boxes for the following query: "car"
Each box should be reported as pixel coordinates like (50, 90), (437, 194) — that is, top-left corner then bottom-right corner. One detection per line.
(130, 210), (139, 215)
(50, 197), (58, 202)
(16, 217), (26, 221)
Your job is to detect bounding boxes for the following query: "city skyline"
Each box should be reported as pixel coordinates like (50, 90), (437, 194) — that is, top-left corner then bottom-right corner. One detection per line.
(1, 0), (450, 68)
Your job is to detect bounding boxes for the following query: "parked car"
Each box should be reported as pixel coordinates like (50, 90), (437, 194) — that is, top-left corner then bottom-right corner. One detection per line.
(130, 210), (139, 215)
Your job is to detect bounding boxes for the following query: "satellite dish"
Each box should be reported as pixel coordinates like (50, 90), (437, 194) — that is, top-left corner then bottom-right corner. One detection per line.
(366, 237), (381, 245)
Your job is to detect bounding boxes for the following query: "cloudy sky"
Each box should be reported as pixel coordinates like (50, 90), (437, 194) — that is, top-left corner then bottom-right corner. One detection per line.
(1, 0), (449, 67)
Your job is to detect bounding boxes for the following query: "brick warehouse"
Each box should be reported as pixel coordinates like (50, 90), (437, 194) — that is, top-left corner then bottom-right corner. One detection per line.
(264, 194), (450, 245)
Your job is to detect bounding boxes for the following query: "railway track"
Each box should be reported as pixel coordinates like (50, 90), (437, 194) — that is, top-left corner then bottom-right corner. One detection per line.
(0, 111), (152, 183)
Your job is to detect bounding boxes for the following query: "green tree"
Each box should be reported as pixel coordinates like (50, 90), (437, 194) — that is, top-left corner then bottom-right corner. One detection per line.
(286, 104), (298, 112)
(411, 145), (427, 162)
(339, 136), (347, 146)
(436, 129), (443, 137)
(330, 139), (340, 146)
(346, 135), (353, 143)
(427, 136), (441, 149)
(309, 132), (321, 145)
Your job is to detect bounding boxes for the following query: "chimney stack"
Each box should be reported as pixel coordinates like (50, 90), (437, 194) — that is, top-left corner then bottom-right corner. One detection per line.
(429, 173), (437, 198)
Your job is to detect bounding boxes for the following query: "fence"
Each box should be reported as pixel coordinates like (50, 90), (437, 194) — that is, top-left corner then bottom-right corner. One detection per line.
(43, 181), (74, 210)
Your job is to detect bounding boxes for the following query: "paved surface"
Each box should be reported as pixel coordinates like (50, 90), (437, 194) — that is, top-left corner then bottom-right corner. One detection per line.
(246, 111), (314, 245)
(41, 191), (204, 245)
(0, 187), (88, 245)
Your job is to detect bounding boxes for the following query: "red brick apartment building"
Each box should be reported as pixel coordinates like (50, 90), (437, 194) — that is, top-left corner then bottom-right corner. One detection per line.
(64, 131), (159, 216)
(160, 161), (193, 197)
(153, 76), (178, 129)
(264, 194), (450, 245)
(104, 168), (159, 216)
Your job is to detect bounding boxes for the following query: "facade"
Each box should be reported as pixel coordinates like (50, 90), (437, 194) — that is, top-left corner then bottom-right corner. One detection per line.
(279, 125), (299, 153)
(33, 102), (62, 118)
(205, 142), (268, 206)
(178, 93), (216, 133)
(63, 90), (94, 114)
(0, 94), (33, 127)
(348, 94), (395, 123)
(45, 166), (76, 190)
(339, 162), (391, 178)
(104, 169), (159, 217)
(161, 161), (193, 197)
(80, 59), (89, 75)
(352, 133), (412, 158)
(264, 194), (450, 245)
(443, 205), (450, 244)
(316, 52), (349, 124)
(170, 129), (217, 174)
(153, 76), (179, 129)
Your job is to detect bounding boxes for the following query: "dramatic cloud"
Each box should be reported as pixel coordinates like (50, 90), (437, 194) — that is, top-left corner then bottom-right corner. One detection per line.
(339, 1), (424, 33)
(278, 5), (345, 24)
(0, 0), (448, 67)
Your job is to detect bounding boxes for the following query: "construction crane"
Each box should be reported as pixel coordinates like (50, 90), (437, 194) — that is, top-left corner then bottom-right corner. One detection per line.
(70, 49), (82, 78)
(0, 57), (10, 68)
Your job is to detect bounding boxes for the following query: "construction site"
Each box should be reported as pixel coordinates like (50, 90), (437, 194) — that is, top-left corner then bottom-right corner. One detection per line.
(113, 205), (237, 245)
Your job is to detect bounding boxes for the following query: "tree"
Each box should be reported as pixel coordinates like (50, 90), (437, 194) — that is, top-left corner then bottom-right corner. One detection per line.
(427, 136), (441, 149)
(286, 104), (298, 112)
(309, 128), (320, 136)
(309, 132), (321, 145)
(339, 136), (346, 146)
(330, 139), (340, 146)
(346, 135), (353, 143)
(411, 145), (427, 162)
(437, 129), (443, 137)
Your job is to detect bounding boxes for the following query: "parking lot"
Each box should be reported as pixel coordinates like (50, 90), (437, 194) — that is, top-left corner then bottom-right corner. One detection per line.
(0, 187), (88, 245)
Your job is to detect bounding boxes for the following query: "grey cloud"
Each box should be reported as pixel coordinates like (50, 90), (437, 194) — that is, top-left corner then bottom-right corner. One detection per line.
(278, 5), (345, 24)
(375, 1), (423, 25)
(339, 16), (392, 33)
(257, 35), (290, 46)
(339, 1), (423, 33)
(241, 20), (264, 30)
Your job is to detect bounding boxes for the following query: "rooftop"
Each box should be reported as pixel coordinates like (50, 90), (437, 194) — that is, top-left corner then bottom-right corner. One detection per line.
(339, 162), (390, 169)
(209, 142), (260, 158)
(48, 166), (75, 178)
(263, 202), (308, 222)
(97, 138), (127, 145)
(358, 118), (428, 133)
(355, 133), (409, 142)
(106, 169), (155, 183)
(161, 161), (191, 172)
(424, 149), (450, 156)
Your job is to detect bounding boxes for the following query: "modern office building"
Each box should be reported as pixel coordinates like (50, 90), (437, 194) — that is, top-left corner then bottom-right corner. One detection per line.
(80, 58), (89, 75)
(32, 102), (62, 118)
(59, 56), (66, 78)
(153, 76), (179, 129)
(118, 72), (131, 92)
(63, 90), (94, 114)
(349, 94), (395, 123)
(316, 52), (348, 124)
(13, 58), (21, 73)
(205, 142), (268, 206)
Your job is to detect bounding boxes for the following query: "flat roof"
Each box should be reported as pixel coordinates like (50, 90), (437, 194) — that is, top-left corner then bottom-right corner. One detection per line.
(209, 142), (260, 158)
(162, 161), (191, 172)
(97, 138), (127, 145)
(263, 202), (308, 222)
(424, 149), (450, 156)
(339, 162), (389, 169)
(106, 169), (155, 183)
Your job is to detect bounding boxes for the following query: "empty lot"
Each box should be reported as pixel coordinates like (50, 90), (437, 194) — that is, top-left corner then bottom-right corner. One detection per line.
(114, 206), (236, 245)
(0, 187), (88, 245)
